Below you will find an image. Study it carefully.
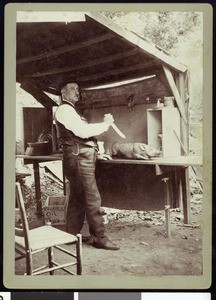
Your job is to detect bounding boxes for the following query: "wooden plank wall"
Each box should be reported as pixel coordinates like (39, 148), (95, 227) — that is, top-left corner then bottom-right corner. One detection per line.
(84, 103), (153, 153)
(96, 163), (165, 211)
(23, 108), (53, 151)
(82, 77), (169, 152)
(83, 78), (171, 211)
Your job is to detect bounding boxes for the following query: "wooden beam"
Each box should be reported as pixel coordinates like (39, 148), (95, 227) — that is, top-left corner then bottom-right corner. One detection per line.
(28, 48), (139, 78)
(79, 75), (169, 108)
(86, 12), (188, 73)
(176, 72), (190, 111)
(181, 167), (191, 224)
(42, 86), (59, 95)
(18, 23), (64, 42)
(44, 87), (60, 96)
(33, 161), (43, 218)
(84, 74), (157, 93)
(162, 65), (187, 124)
(78, 90), (168, 109)
(78, 60), (157, 82)
(155, 70), (172, 94)
(131, 29), (172, 56)
(79, 67), (160, 89)
(21, 82), (58, 108)
(17, 32), (114, 65)
(175, 71), (190, 154)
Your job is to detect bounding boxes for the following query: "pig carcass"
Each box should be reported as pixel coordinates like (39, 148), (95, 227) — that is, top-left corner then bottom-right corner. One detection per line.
(111, 142), (162, 160)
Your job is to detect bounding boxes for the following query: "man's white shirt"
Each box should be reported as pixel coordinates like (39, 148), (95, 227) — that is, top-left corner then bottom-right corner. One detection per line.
(55, 103), (109, 138)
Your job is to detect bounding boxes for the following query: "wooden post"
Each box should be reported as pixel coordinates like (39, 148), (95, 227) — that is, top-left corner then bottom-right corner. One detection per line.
(170, 172), (178, 208)
(76, 234), (83, 275)
(65, 179), (70, 213)
(48, 246), (54, 275)
(176, 170), (183, 210)
(162, 65), (187, 124)
(162, 177), (171, 238)
(52, 122), (57, 153)
(175, 72), (190, 223)
(181, 167), (191, 224)
(175, 72), (189, 155)
(62, 161), (66, 196)
(33, 161), (43, 218)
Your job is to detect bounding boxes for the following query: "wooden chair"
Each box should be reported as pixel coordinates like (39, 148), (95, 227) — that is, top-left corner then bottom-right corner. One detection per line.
(15, 182), (82, 275)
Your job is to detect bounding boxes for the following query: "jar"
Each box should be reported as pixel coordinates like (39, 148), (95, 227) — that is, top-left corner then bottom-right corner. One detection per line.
(164, 96), (175, 107)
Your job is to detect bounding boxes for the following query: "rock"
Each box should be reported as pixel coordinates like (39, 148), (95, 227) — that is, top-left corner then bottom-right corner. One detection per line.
(175, 214), (184, 221)
(144, 216), (153, 221)
(140, 241), (150, 246)
(155, 223), (162, 226)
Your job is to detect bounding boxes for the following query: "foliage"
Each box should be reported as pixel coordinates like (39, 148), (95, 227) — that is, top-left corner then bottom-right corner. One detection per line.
(102, 11), (202, 53)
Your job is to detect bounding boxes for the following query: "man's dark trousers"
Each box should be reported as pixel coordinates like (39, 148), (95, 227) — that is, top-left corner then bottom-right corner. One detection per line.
(63, 145), (105, 242)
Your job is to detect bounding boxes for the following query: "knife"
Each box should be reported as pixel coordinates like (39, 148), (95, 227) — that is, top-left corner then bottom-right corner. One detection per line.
(111, 123), (126, 139)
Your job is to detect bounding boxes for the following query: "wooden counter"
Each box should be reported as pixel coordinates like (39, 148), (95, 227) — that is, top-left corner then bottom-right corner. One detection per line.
(16, 154), (202, 166)
(99, 156), (202, 166)
(16, 154), (202, 223)
(16, 154), (64, 218)
(16, 153), (63, 162)
(97, 155), (202, 225)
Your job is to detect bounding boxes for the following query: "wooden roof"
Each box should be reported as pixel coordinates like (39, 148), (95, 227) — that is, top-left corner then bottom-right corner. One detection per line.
(16, 12), (187, 96)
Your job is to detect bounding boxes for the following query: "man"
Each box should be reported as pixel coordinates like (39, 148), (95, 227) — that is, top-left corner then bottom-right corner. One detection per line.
(54, 82), (119, 250)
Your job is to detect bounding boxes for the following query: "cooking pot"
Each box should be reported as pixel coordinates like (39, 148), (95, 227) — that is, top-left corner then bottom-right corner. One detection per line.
(25, 141), (52, 156)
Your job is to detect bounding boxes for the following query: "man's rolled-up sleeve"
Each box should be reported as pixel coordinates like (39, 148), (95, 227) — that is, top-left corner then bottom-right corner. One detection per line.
(55, 105), (109, 138)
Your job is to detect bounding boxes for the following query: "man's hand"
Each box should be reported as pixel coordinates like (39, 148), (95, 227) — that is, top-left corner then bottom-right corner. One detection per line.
(103, 113), (114, 126)
(97, 154), (113, 160)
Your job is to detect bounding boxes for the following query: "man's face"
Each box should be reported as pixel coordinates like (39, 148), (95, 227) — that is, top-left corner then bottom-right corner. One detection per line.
(64, 83), (80, 104)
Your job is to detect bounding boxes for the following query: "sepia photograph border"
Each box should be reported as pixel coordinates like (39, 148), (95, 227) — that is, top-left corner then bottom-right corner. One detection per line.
(3, 2), (212, 290)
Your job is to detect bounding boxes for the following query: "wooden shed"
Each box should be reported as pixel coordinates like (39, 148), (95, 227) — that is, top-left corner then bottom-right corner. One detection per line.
(16, 12), (194, 220)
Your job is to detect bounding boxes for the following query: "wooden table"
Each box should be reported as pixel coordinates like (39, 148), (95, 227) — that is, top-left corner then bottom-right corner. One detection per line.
(98, 155), (202, 166)
(98, 156), (202, 236)
(16, 154), (64, 218)
(16, 154), (202, 227)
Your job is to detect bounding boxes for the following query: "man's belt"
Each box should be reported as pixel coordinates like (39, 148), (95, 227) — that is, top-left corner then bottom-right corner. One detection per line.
(63, 142), (98, 155)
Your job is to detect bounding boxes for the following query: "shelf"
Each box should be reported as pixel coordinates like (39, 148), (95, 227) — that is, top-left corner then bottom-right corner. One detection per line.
(147, 107), (181, 157)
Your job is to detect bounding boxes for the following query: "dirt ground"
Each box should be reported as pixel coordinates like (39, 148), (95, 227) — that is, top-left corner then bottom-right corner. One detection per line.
(15, 171), (203, 276)
(78, 207), (202, 276)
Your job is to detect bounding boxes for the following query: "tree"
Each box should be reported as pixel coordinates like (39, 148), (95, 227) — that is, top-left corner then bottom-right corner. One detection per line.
(102, 12), (202, 53)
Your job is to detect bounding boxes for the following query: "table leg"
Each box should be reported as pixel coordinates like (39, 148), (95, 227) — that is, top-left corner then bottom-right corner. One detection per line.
(181, 167), (191, 224)
(33, 161), (43, 218)
(170, 169), (179, 208)
(162, 177), (171, 238)
(62, 160), (66, 195)
(176, 170), (183, 212)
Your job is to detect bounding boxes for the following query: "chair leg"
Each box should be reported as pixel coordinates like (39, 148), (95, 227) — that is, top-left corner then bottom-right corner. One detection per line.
(76, 234), (82, 275)
(48, 246), (54, 275)
(26, 251), (33, 275)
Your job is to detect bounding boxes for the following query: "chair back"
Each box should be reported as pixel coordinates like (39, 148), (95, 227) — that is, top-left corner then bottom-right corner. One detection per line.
(15, 182), (31, 251)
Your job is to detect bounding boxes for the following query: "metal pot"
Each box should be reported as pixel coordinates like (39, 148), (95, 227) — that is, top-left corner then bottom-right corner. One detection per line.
(26, 141), (52, 156)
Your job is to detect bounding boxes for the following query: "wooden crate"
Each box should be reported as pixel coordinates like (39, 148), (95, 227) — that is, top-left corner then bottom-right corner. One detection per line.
(44, 196), (68, 225)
